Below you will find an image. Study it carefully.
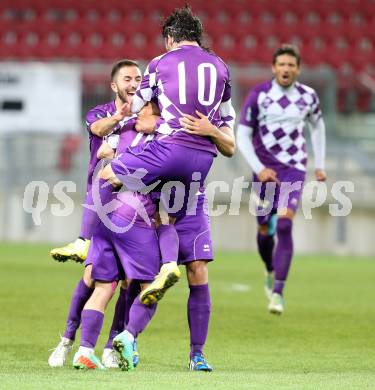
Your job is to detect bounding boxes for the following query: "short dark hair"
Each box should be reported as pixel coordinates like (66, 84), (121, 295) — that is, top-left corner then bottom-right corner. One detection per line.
(162, 6), (203, 46)
(272, 44), (301, 66)
(111, 59), (140, 81)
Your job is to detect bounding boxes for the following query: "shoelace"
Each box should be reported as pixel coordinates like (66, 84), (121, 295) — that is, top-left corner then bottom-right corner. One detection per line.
(48, 335), (71, 355)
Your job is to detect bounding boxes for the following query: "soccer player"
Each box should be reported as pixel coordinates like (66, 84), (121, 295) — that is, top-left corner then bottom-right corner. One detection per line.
(236, 44), (326, 314)
(48, 60), (146, 368)
(98, 6), (236, 311)
(50, 59), (141, 263)
(72, 171), (161, 371)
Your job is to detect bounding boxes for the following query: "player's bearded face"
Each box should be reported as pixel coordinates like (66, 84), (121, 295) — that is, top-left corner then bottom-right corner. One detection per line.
(113, 66), (142, 103)
(272, 54), (300, 88)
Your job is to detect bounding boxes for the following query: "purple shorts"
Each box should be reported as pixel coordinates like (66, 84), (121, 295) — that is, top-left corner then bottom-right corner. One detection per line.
(86, 215), (161, 282)
(253, 167), (305, 226)
(175, 194), (213, 264)
(111, 140), (214, 217)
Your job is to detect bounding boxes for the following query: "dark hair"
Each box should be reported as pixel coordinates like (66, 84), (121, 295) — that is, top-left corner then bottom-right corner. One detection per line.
(162, 6), (203, 46)
(272, 44), (301, 66)
(111, 59), (140, 81)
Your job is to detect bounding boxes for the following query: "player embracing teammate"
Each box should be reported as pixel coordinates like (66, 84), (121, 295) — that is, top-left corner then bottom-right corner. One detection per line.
(49, 6), (236, 372)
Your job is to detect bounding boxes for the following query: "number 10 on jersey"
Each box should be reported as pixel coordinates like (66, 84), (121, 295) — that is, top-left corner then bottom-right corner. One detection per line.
(178, 62), (217, 106)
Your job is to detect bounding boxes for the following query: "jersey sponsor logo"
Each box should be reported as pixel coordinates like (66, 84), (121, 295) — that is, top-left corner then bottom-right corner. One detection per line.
(261, 96), (273, 109)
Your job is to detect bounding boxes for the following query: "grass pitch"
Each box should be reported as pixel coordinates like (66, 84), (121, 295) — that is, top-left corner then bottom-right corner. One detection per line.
(0, 242), (374, 389)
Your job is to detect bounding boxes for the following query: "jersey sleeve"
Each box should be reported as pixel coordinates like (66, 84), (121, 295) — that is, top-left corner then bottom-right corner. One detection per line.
(239, 89), (259, 129)
(307, 91), (323, 127)
(217, 67), (236, 128)
(85, 106), (107, 134)
(132, 57), (160, 112)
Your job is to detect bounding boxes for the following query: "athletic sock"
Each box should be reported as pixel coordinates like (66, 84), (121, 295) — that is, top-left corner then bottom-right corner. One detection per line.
(126, 297), (157, 338)
(188, 284), (211, 358)
(104, 287), (127, 349)
(63, 279), (93, 341)
(157, 224), (179, 264)
(272, 218), (293, 295)
(80, 309), (104, 348)
(257, 232), (275, 273)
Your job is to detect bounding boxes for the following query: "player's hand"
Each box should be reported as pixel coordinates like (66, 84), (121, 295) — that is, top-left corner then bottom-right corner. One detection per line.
(97, 141), (115, 160)
(315, 169), (327, 182)
(113, 102), (131, 121)
(180, 110), (217, 137)
(257, 168), (279, 184)
(135, 115), (158, 134)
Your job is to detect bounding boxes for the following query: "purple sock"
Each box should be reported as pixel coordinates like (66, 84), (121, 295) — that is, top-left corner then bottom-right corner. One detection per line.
(157, 224), (179, 264)
(104, 287), (127, 349)
(125, 281), (141, 326)
(272, 218), (293, 295)
(126, 297), (157, 338)
(257, 232), (275, 273)
(188, 284), (211, 358)
(80, 309), (104, 348)
(63, 279), (93, 341)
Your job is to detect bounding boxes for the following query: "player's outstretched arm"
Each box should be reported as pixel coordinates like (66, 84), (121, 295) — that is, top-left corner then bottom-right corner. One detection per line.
(180, 111), (235, 157)
(91, 103), (130, 137)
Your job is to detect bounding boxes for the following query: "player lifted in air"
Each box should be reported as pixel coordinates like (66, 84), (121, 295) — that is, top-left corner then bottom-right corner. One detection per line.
(237, 44), (326, 314)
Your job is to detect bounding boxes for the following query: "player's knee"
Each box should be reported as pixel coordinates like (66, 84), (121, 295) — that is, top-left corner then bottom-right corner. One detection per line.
(276, 218), (293, 236)
(187, 260), (208, 284)
(94, 281), (116, 301)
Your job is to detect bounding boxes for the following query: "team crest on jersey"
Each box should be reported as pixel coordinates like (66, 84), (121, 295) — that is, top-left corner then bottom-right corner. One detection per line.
(295, 97), (308, 111)
(261, 96), (273, 109)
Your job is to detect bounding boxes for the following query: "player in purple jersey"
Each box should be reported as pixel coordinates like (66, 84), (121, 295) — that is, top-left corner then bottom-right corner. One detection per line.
(237, 45), (326, 314)
(50, 59), (141, 264)
(72, 125), (161, 371)
(97, 7), (236, 309)
(48, 61), (151, 368)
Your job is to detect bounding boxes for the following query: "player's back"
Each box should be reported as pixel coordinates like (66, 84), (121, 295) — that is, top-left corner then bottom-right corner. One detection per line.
(153, 45), (231, 152)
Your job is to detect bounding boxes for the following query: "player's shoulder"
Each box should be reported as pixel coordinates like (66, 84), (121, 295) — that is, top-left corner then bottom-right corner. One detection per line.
(251, 80), (273, 97)
(295, 81), (317, 96)
(88, 101), (115, 116)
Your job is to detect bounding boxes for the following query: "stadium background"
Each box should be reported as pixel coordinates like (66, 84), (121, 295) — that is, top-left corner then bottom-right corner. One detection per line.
(0, 0), (374, 256)
(0, 1), (374, 389)
(1, 0), (375, 256)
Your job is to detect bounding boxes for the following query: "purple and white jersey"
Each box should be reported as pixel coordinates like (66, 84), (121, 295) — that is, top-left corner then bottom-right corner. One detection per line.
(132, 45), (235, 155)
(111, 125), (156, 227)
(239, 79), (322, 172)
(85, 100), (135, 191)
